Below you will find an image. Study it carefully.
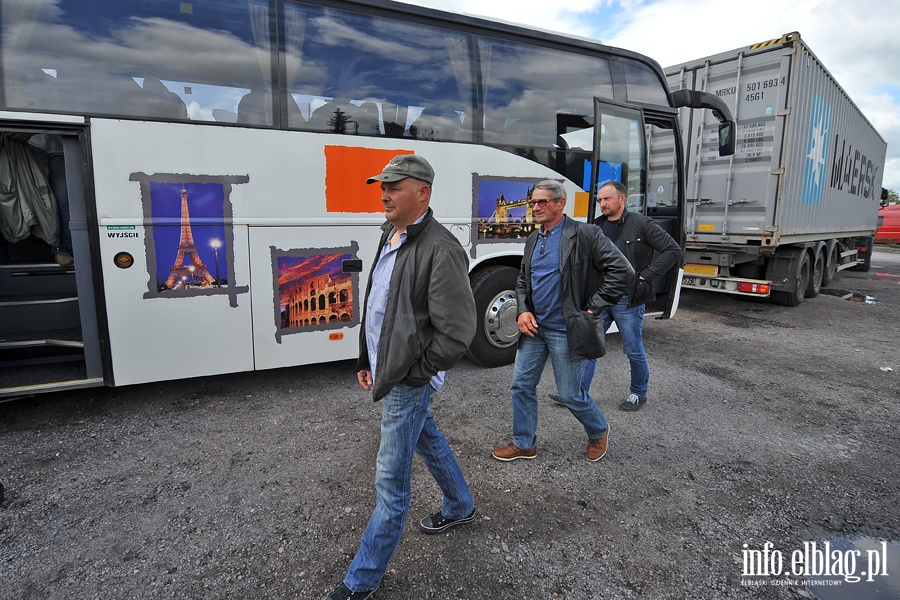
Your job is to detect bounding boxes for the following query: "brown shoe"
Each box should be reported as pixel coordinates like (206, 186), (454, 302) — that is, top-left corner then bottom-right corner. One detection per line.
(55, 252), (74, 267)
(492, 442), (536, 461)
(586, 428), (609, 462)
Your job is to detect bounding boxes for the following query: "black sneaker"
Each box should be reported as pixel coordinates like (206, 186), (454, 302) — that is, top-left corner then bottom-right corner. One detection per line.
(324, 583), (377, 600)
(618, 393), (647, 411)
(419, 507), (476, 534)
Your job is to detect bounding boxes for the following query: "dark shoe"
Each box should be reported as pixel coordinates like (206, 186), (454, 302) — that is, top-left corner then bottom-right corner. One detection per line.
(492, 442), (537, 461)
(324, 583), (378, 600)
(586, 428), (609, 462)
(548, 393), (565, 405)
(54, 251), (74, 267)
(419, 507), (476, 534)
(618, 393), (647, 412)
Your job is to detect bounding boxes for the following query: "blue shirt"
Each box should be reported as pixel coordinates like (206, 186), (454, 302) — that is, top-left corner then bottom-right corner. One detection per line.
(530, 215), (566, 331)
(365, 216), (445, 391)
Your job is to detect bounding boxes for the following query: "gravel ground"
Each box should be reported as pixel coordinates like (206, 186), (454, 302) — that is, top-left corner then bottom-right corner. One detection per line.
(1, 249), (898, 600)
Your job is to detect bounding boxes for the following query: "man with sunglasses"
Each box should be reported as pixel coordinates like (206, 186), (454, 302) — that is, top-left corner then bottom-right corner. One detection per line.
(492, 180), (633, 463)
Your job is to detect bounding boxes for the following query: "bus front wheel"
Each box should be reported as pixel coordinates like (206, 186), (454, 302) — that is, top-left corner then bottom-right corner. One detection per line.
(466, 266), (520, 368)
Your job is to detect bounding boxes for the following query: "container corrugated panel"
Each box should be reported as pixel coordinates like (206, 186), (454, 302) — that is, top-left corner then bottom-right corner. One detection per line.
(666, 32), (886, 246)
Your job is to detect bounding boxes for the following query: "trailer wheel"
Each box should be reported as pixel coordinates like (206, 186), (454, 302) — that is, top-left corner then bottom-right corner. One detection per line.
(852, 236), (874, 272)
(772, 249), (810, 307)
(821, 240), (838, 286)
(806, 246), (824, 298)
(466, 266), (519, 367)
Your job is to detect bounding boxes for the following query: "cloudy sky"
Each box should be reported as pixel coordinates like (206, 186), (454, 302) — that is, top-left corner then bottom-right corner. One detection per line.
(398, 0), (900, 192)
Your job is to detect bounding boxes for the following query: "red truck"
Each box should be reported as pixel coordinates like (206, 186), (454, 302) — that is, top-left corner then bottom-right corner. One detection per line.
(875, 204), (900, 245)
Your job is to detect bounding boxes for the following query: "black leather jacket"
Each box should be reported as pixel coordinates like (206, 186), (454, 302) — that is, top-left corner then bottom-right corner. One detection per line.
(516, 216), (634, 360)
(595, 210), (682, 308)
(357, 208), (476, 401)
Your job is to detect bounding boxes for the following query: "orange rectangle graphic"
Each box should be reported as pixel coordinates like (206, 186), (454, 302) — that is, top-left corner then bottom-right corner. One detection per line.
(325, 146), (414, 213)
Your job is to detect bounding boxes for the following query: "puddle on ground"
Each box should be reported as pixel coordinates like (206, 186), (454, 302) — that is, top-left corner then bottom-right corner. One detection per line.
(821, 289), (876, 303)
(805, 537), (899, 599)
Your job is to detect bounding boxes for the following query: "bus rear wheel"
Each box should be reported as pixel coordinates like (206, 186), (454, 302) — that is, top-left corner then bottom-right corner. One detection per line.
(466, 266), (519, 368)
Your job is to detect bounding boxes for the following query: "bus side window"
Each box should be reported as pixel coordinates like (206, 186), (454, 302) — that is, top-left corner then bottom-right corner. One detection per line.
(237, 90), (272, 126)
(286, 95), (307, 128)
(307, 99), (357, 134)
(354, 101), (380, 136)
(141, 78), (187, 120)
(381, 102), (408, 138)
(408, 111), (461, 141)
(286, 3), (472, 141)
(478, 35), (613, 162)
(237, 91), (307, 128)
(304, 99), (380, 136)
(505, 118), (532, 146)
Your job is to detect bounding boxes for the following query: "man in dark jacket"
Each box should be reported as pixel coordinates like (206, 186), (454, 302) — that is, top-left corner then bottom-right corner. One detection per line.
(583, 180), (681, 411)
(326, 154), (477, 600)
(492, 180), (633, 463)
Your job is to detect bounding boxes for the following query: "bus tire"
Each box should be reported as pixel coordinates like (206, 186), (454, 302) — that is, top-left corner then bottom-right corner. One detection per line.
(852, 236), (874, 272)
(821, 239), (838, 287)
(466, 265), (520, 368)
(771, 248), (810, 307)
(806, 244), (824, 298)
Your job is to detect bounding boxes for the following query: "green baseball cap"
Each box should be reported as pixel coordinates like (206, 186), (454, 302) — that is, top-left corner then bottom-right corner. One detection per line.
(366, 154), (434, 185)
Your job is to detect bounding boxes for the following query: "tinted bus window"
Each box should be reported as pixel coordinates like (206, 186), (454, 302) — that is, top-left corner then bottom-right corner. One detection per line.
(287, 2), (474, 141)
(1, 0), (271, 124)
(621, 58), (669, 105)
(478, 37), (613, 149)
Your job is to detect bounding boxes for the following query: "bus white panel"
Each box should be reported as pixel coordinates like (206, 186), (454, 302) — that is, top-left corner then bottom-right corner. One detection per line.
(249, 226), (382, 370)
(98, 223), (254, 386)
(87, 118), (580, 383)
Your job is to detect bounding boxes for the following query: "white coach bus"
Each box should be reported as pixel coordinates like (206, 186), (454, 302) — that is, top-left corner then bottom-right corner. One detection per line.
(0, 0), (733, 398)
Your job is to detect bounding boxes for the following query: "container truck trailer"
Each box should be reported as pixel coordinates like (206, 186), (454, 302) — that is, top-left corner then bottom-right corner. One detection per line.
(665, 32), (887, 306)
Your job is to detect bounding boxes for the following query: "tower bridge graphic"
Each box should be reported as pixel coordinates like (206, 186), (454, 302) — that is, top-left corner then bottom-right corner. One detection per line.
(164, 185), (216, 289)
(477, 185), (538, 239)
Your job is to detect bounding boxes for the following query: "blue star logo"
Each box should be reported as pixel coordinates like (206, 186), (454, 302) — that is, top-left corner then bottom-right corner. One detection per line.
(802, 94), (831, 204)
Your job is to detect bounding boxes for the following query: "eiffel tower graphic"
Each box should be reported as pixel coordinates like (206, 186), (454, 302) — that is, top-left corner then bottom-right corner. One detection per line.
(164, 185), (215, 288)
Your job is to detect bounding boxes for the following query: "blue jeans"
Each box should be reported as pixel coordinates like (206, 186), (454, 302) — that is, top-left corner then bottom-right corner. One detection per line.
(344, 383), (473, 592)
(511, 328), (608, 450)
(583, 296), (649, 397)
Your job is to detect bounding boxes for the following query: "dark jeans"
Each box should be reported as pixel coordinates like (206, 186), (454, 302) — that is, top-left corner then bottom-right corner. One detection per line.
(582, 296), (649, 397)
(49, 154), (71, 255)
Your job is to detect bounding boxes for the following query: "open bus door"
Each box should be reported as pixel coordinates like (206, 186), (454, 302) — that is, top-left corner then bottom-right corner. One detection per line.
(1, 123), (105, 400)
(588, 97), (686, 318)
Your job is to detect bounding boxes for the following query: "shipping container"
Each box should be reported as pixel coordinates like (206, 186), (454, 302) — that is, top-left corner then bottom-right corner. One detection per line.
(663, 32), (887, 305)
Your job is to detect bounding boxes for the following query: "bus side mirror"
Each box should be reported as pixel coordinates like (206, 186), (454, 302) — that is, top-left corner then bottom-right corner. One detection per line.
(671, 89), (736, 157)
(718, 121), (735, 157)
